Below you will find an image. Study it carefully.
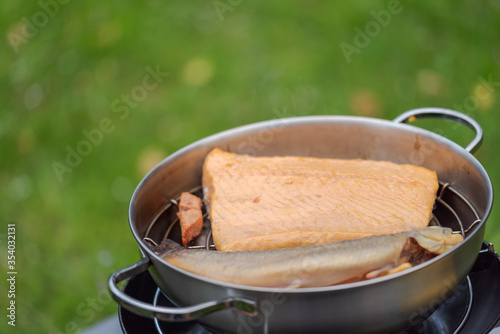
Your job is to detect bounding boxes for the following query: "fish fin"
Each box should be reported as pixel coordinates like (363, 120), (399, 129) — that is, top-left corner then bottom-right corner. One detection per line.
(151, 239), (184, 256)
(365, 262), (412, 280)
(281, 280), (304, 289)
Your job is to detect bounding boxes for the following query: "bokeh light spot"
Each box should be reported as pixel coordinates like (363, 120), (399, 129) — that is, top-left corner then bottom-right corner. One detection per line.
(97, 249), (114, 267)
(417, 69), (446, 96)
(9, 58), (29, 85)
(137, 147), (166, 177)
(181, 58), (215, 87)
(97, 21), (122, 47)
(473, 81), (495, 112)
(349, 90), (382, 117)
(24, 83), (44, 109)
(9, 174), (34, 201)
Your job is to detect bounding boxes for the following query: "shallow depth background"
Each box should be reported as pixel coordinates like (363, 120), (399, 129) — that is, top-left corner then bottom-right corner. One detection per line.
(1, 1), (499, 332)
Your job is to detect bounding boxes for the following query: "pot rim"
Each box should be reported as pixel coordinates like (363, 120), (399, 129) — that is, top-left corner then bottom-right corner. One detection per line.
(129, 114), (494, 293)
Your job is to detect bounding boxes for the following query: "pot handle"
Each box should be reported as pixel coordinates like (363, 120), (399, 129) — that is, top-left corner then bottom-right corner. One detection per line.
(108, 257), (259, 322)
(393, 107), (483, 154)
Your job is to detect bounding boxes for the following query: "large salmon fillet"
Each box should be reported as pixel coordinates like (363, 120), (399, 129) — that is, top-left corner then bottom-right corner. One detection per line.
(202, 148), (439, 252)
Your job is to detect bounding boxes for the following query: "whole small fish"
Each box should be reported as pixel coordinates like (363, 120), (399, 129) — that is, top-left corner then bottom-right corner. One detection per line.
(152, 227), (463, 288)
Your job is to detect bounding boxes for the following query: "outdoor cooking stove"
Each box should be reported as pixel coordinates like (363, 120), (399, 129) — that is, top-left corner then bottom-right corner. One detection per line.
(118, 185), (500, 334)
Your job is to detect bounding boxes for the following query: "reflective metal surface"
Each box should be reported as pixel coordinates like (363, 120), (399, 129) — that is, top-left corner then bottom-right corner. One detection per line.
(110, 109), (494, 333)
(119, 242), (500, 334)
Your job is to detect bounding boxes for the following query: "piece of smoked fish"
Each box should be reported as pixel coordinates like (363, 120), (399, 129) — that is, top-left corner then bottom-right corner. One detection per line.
(177, 192), (204, 246)
(202, 148), (439, 252)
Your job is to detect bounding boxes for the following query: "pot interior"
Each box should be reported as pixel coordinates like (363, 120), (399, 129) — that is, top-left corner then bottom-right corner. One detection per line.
(130, 116), (492, 249)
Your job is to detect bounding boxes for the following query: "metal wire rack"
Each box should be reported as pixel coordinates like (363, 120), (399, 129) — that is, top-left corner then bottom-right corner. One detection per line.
(143, 182), (482, 252)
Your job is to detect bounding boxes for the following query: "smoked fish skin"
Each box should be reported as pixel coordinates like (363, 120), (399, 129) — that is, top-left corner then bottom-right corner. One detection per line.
(202, 148), (439, 252)
(157, 227), (463, 288)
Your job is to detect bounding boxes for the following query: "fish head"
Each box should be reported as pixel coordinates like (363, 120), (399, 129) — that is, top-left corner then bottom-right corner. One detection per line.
(150, 238), (184, 256)
(409, 227), (464, 255)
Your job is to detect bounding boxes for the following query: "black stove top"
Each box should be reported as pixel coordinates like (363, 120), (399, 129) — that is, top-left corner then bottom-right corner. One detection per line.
(119, 242), (500, 334)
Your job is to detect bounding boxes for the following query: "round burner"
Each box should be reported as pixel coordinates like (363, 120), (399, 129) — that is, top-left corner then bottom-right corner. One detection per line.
(119, 244), (500, 334)
(125, 277), (473, 334)
(153, 289), (212, 334)
(401, 277), (472, 334)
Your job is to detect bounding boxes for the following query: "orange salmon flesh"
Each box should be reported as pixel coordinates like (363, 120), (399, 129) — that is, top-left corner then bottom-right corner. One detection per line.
(202, 148), (439, 252)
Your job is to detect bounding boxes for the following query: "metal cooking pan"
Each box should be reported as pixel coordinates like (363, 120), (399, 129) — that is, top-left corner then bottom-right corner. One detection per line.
(109, 108), (493, 333)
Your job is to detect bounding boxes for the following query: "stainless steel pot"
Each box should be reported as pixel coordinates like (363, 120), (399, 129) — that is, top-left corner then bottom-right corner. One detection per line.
(109, 108), (493, 333)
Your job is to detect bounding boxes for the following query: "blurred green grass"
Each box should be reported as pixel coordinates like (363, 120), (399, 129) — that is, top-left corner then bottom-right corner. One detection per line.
(1, 1), (499, 332)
